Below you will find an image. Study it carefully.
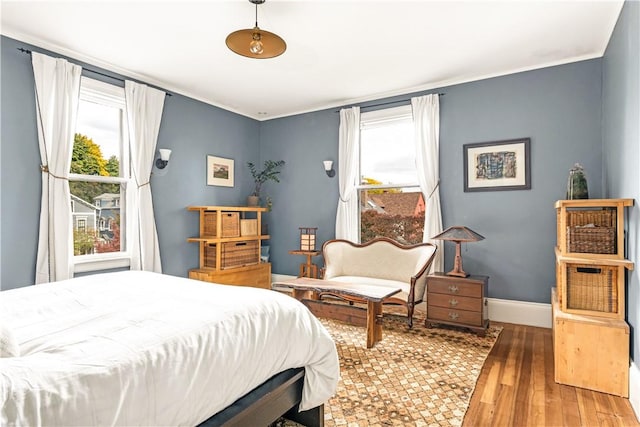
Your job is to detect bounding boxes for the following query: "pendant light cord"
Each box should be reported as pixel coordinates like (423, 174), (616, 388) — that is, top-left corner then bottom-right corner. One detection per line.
(255, 2), (258, 27)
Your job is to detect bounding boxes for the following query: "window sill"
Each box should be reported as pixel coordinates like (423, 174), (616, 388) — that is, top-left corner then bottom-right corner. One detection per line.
(74, 253), (131, 273)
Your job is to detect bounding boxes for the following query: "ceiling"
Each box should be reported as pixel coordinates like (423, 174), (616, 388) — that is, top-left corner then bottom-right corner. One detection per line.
(1, 1), (624, 121)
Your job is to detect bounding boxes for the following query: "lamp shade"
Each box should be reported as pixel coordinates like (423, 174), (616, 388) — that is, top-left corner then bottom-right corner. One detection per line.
(159, 149), (172, 161)
(431, 226), (484, 242)
(226, 27), (286, 59)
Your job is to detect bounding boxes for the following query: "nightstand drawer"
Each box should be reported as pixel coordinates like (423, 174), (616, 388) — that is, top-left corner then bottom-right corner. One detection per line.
(428, 293), (480, 311)
(427, 306), (483, 327)
(428, 279), (482, 298)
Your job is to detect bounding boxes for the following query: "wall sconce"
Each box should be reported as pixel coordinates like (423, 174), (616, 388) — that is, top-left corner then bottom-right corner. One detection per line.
(323, 160), (335, 178)
(155, 149), (172, 169)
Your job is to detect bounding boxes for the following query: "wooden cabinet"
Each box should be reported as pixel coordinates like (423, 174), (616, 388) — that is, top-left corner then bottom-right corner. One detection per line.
(425, 273), (489, 336)
(552, 288), (629, 397)
(187, 206), (271, 289)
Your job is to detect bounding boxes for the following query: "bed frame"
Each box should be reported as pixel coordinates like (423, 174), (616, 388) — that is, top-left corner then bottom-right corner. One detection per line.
(197, 367), (324, 427)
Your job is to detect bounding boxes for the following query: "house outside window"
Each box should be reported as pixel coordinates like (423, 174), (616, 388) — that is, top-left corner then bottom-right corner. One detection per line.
(69, 77), (129, 271)
(358, 105), (424, 244)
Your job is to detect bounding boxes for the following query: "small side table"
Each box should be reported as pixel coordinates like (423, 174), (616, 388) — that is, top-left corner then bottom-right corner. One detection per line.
(289, 250), (321, 278)
(426, 272), (489, 336)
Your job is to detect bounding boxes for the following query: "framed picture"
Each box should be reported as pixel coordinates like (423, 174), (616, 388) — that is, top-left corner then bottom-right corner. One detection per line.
(207, 155), (234, 187)
(463, 138), (531, 192)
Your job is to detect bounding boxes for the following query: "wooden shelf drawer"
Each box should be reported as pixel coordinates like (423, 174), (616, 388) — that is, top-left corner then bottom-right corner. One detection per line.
(427, 305), (483, 327)
(428, 293), (479, 311)
(428, 279), (482, 298)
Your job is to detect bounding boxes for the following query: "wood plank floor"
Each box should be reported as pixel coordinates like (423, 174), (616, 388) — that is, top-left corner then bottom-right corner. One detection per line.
(463, 322), (639, 426)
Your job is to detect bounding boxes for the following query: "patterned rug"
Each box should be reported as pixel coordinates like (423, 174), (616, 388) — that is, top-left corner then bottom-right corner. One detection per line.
(286, 314), (501, 427)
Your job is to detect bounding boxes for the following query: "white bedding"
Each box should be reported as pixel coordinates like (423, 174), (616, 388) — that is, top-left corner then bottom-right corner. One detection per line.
(0, 271), (339, 426)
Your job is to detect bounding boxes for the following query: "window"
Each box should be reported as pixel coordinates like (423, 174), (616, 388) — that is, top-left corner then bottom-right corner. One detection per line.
(77, 218), (86, 232)
(358, 105), (424, 244)
(70, 77), (129, 271)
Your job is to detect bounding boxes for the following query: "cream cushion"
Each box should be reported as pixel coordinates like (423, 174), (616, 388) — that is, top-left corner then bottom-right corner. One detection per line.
(0, 323), (20, 358)
(323, 238), (436, 302)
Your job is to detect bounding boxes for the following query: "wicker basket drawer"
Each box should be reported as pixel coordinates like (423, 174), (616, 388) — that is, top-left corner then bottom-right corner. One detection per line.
(427, 293), (479, 311)
(427, 306), (483, 327)
(567, 226), (616, 254)
(203, 211), (240, 238)
(558, 260), (624, 319)
(222, 241), (259, 269)
(558, 207), (617, 255)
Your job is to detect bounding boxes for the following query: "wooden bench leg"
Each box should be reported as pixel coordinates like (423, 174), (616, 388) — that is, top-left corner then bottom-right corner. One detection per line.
(366, 300), (383, 348)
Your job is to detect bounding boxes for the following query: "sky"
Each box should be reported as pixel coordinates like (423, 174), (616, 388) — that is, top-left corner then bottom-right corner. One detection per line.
(360, 120), (418, 186)
(76, 100), (120, 160)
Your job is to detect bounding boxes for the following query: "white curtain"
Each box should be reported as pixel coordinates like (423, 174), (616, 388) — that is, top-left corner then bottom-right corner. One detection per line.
(125, 81), (165, 272)
(412, 94), (444, 272)
(335, 107), (360, 241)
(32, 52), (82, 284)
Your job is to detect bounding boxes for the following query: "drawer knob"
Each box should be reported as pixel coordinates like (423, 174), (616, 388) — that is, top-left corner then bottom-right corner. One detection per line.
(448, 312), (459, 320)
(449, 299), (458, 307)
(448, 285), (459, 293)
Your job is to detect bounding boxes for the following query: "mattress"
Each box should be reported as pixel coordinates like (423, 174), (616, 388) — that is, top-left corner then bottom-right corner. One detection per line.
(0, 271), (339, 426)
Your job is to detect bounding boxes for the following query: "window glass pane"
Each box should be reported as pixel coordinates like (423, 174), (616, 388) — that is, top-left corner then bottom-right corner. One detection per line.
(74, 100), (121, 176)
(71, 183), (122, 255)
(359, 187), (424, 245)
(360, 120), (417, 186)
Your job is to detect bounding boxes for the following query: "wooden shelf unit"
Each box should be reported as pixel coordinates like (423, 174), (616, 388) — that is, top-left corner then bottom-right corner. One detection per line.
(554, 199), (634, 319)
(187, 205), (271, 289)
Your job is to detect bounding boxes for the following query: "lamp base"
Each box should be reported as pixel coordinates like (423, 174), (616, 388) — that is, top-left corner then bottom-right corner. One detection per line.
(446, 269), (469, 278)
(447, 247), (469, 277)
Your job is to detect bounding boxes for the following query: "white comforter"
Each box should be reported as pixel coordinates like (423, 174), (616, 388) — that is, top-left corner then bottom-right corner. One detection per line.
(0, 271), (339, 426)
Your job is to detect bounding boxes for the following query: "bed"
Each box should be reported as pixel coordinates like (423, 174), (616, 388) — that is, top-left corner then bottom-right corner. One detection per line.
(0, 270), (340, 426)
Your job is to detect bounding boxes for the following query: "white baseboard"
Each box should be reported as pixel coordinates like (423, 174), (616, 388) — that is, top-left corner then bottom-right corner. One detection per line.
(630, 362), (640, 421)
(271, 274), (552, 328)
(487, 298), (552, 328)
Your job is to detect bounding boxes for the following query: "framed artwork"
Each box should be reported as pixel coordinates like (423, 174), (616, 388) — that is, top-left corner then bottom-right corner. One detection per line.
(463, 138), (531, 192)
(207, 155), (234, 187)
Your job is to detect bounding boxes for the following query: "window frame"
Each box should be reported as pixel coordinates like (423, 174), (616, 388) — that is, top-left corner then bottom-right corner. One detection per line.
(70, 77), (131, 273)
(356, 105), (423, 243)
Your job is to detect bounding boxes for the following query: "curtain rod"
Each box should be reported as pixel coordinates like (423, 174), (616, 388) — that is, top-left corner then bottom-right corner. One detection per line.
(17, 48), (172, 97)
(334, 93), (444, 113)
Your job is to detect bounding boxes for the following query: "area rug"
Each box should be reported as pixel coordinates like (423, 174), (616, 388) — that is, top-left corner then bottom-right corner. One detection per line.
(289, 314), (501, 427)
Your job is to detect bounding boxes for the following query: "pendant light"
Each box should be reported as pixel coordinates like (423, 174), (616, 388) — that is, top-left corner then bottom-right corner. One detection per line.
(226, 0), (286, 59)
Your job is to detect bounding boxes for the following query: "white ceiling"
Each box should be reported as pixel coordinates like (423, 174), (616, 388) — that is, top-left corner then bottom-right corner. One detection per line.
(1, 1), (624, 121)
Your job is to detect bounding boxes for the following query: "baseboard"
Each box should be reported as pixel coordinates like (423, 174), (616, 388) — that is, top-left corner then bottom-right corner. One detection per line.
(630, 361), (640, 421)
(271, 274), (552, 328)
(487, 298), (552, 328)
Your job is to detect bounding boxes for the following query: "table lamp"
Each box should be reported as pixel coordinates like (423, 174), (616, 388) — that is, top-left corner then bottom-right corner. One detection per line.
(432, 226), (485, 277)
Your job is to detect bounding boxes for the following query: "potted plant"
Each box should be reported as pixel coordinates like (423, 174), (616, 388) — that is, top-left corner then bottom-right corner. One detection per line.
(246, 160), (285, 207)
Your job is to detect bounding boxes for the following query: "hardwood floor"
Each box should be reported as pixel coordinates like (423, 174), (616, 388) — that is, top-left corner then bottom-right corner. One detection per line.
(463, 322), (639, 426)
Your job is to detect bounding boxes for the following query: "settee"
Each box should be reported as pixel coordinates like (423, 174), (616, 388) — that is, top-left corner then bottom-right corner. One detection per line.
(322, 237), (437, 328)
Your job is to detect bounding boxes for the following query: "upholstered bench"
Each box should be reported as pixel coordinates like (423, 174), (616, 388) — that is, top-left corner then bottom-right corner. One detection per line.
(321, 237), (437, 328)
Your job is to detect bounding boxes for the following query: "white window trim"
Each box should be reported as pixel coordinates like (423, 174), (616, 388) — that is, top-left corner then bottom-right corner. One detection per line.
(357, 104), (419, 190)
(71, 77), (131, 274)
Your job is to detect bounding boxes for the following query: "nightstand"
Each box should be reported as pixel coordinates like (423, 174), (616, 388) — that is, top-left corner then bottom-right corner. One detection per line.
(426, 272), (489, 336)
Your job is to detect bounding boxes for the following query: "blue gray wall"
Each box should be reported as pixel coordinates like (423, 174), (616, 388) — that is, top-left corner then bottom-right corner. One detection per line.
(262, 59), (604, 304)
(0, 36), (260, 290)
(0, 32), (613, 307)
(603, 1), (639, 359)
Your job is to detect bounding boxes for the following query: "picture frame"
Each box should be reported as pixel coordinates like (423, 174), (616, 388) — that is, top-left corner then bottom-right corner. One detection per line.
(207, 155), (234, 187)
(463, 138), (531, 192)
